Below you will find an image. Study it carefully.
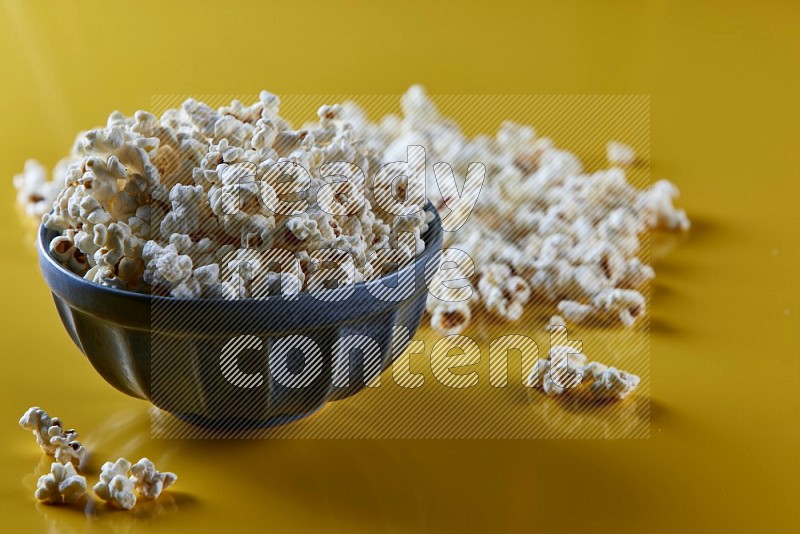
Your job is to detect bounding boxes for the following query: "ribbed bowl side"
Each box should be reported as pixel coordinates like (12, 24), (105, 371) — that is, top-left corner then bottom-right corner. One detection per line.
(52, 295), (151, 399)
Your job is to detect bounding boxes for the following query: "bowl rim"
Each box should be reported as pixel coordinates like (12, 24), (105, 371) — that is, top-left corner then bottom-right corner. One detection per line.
(38, 203), (442, 306)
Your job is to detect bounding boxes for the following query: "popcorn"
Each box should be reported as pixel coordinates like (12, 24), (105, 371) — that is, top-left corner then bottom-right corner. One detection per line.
(617, 258), (655, 289)
(557, 288), (647, 328)
(13, 160), (63, 218)
(49, 234), (89, 275)
(529, 347), (587, 396)
(129, 458), (177, 500)
(159, 184), (207, 238)
(527, 345), (641, 401)
(427, 297), (472, 336)
(49, 431), (87, 468)
(22, 90), (442, 298)
(363, 87), (686, 333)
(94, 458), (137, 510)
(639, 179), (691, 231)
(477, 263), (531, 321)
(35, 462), (87, 505)
(582, 360), (641, 400)
(18, 88), (686, 321)
(19, 407), (88, 468)
(606, 141), (637, 166)
(19, 407), (61, 455)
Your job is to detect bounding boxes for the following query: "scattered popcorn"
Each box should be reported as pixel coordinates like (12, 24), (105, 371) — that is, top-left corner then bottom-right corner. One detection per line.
(19, 407), (88, 468)
(477, 263), (531, 321)
(639, 179), (691, 231)
(582, 360), (641, 400)
(355, 87), (687, 333)
(528, 345), (587, 396)
(426, 292), (473, 336)
(14, 160), (63, 218)
(19, 407), (60, 455)
(129, 458), (177, 500)
(557, 287), (646, 327)
(527, 345), (640, 400)
(34, 462), (87, 505)
(606, 141), (637, 166)
(94, 458), (137, 510)
(17, 87), (688, 334)
(49, 431), (87, 468)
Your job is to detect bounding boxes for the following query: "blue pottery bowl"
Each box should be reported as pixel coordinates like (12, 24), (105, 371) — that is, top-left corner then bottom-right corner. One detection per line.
(38, 205), (442, 429)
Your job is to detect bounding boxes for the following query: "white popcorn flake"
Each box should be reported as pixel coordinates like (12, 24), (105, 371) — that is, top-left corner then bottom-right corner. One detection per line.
(129, 458), (177, 500)
(13, 159), (63, 218)
(477, 263), (531, 321)
(639, 179), (691, 231)
(527, 345), (640, 401)
(606, 141), (637, 166)
(35, 462), (87, 505)
(94, 458), (137, 510)
(427, 296), (472, 336)
(49, 429), (87, 468)
(364, 88), (686, 334)
(557, 288), (647, 328)
(582, 361), (641, 400)
(19, 407), (86, 465)
(19, 407), (60, 455)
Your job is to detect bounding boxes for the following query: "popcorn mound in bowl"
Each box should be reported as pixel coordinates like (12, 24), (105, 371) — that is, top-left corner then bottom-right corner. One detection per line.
(15, 87), (688, 338)
(23, 93), (431, 299)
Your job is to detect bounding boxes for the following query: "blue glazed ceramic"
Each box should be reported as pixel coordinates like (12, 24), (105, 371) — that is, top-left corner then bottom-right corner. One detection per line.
(38, 205), (442, 429)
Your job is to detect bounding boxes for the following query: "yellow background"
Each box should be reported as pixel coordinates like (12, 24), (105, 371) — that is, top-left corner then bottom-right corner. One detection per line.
(1, 0), (798, 532)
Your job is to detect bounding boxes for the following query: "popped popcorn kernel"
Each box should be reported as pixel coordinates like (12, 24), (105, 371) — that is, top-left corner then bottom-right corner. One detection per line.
(606, 141), (637, 166)
(527, 345), (640, 401)
(19, 407), (89, 470)
(428, 298), (472, 336)
(94, 458), (137, 510)
(48, 428), (87, 468)
(14, 159), (63, 218)
(35, 462), (87, 505)
(129, 458), (177, 500)
(19, 407), (58, 455)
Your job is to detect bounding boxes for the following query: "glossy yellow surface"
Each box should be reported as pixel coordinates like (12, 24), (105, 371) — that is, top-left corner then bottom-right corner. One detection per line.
(1, 0), (798, 532)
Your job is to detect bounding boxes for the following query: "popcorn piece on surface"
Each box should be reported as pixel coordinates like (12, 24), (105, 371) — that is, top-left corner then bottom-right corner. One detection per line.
(527, 345), (640, 401)
(35, 462), (87, 505)
(428, 297), (472, 336)
(477, 263), (531, 321)
(606, 141), (636, 166)
(94, 458), (137, 510)
(14, 159), (63, 218)
(528, 348), (587, 396)
(639, 179), (690, 231)
(582, 361), (641, 400)
(556, 288), (647, 328)
(49, 430), (87, 468)
(129, 458), (177, 499)
(20, 407), (64, 456)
